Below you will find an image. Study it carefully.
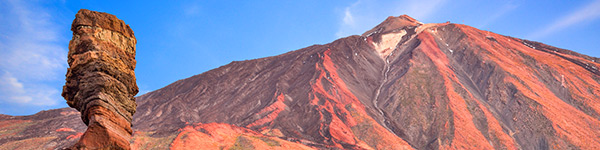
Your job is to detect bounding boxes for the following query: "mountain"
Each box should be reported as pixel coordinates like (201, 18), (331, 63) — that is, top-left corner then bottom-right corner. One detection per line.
(2, 15), (600, 149)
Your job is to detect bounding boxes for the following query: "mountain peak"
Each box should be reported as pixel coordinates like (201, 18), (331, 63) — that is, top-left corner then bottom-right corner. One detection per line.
(396, 14), (418, 22)
(362, 15), (422, 37)
(362, 15), (426, 58)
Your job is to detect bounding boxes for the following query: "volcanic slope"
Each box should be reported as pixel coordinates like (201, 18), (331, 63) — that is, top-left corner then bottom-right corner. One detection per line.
(2, 15), (600, 149)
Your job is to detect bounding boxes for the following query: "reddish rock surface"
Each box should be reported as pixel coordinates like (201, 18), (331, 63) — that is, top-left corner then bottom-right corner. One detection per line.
(2, 15), (600, 149)
(167, 123), (314, 150)
(62, 9), (138, 150)
(0, 108), (85, 149)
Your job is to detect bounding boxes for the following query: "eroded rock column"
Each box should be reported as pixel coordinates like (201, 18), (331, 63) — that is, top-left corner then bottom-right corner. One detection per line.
(62, 9), (138, 150)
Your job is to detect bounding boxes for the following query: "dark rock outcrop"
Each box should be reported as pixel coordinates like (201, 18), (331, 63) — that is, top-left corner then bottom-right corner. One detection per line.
(62, 9), (138, 150)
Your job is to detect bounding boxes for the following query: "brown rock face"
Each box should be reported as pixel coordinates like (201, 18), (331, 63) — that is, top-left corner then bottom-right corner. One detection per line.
(62, 9), (138, 150)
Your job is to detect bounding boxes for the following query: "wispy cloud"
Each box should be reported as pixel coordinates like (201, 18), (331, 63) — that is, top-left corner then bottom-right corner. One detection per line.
(342, 7), (355, 27)
(0, 72), (59, 106)
(0, 0), (67, 107)
(478, 3), (519, 28)
(529, 0), (600, 39)
(335, 0), (365, 38)
(336, 0), (447, 38)
(0, 73), (30, 104)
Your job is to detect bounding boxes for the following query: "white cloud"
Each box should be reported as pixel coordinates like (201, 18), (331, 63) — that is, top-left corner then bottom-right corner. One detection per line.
(343, 7), (355, 27)
(0, 0), (67, 106)
(529, 0), (600, 39)
(336, 0), (447, 38)
(0, 72), (58, 106)
(335, 0), (365, 38)
(0, 73), (30, 103)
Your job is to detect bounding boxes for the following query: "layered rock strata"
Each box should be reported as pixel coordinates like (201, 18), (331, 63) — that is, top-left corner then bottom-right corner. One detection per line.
(62, 9), (138, 150)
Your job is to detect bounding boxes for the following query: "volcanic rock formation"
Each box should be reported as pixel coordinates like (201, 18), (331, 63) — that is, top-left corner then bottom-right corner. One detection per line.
(132, 15), (600, 149)
(1, 15), (600, 149)
(62, 9), (138, 149)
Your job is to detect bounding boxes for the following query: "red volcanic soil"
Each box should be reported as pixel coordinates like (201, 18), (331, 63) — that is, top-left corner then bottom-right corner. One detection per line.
(169, 123), (313, 150)
(246, 93), (287, 129)
(56, 127), (77, 132)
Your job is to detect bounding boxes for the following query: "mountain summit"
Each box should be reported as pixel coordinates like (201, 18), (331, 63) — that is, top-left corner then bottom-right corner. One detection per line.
(2, 15), (600, 149)
(362, 15), (421, 37)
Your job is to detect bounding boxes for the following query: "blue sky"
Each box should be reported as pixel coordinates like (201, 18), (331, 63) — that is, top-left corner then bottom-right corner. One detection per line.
(1, 0), (599, 115)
